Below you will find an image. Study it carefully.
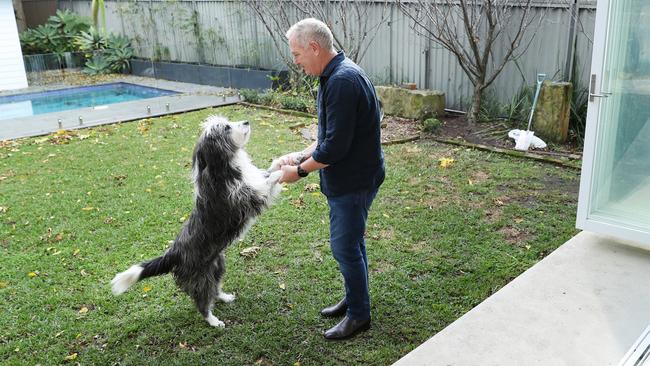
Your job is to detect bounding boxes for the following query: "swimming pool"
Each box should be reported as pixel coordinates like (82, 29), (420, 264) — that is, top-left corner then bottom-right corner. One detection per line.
(0, 82), (178, 121)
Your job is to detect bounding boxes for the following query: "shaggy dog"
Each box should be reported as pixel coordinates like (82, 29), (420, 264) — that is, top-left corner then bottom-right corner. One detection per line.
(110, 115), (283, 327)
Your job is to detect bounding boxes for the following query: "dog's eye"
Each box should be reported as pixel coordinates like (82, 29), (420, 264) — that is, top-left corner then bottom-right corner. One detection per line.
(225, 125), (231, 131)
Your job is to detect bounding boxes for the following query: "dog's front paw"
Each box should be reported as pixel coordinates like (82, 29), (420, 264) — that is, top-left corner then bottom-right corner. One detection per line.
(267, 158), (282, 173)
(267, 170), (283, 185)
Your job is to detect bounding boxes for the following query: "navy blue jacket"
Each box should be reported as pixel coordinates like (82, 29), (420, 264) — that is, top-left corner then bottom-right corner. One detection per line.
(311, 52), (385, 197)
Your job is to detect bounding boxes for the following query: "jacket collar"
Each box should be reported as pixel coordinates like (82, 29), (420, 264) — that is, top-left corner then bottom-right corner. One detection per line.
(321, 51), (345, 78)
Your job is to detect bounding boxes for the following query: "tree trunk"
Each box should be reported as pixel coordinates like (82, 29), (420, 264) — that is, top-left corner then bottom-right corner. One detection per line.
(13, 0), (27, 32)
(467, 85), (483, 125)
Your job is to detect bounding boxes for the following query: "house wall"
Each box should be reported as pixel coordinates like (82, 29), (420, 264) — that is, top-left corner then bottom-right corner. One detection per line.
(0, 0), (28, 91)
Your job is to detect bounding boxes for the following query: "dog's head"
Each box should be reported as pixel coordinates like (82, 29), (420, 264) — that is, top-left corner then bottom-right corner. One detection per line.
(200, 115), (251, 149)
(192, 116), (250, 190)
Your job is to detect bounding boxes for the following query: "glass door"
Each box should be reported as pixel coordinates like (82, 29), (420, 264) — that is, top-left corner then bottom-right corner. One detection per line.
(577, 0), (650, 247)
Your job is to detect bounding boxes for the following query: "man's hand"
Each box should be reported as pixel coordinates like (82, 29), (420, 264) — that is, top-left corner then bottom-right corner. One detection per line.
(279, 165), (300, 183)
(268, 151), (304, 172)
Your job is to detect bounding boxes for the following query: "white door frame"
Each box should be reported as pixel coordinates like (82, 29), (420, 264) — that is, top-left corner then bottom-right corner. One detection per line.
(576, 0), (650, 248)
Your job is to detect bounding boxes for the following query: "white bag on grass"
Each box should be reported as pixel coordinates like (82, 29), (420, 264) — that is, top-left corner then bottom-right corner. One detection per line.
(508, 129), (547, 150)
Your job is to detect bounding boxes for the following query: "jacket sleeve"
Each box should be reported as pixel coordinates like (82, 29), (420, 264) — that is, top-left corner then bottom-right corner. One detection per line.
(311, 77), (358, 165)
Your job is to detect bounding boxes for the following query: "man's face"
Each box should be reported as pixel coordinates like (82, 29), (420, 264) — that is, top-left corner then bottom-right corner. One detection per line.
(289, 37), (320, 76)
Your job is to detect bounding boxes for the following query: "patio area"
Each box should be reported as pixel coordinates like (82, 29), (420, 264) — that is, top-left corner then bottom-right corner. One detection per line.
(394, 230), (650, 365)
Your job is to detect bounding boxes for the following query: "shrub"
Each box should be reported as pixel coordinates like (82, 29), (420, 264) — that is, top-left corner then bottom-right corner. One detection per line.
(83, 54), (111, 75)
(105, 34), (134, 73)
(239, 89), (261, 104)
(277, 94), (310, 112)
(422, 117), (442, 133)
(19, 10), (90, 55)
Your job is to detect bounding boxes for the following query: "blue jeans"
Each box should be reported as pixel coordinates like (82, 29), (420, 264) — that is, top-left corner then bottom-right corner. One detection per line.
(327, 187), (379, 320)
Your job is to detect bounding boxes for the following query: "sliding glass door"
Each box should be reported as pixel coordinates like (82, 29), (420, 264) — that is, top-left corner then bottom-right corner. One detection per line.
(577, 0), (650, 247)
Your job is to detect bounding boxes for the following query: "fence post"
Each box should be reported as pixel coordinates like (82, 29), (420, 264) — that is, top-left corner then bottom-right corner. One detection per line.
(564, 0), (580, 81)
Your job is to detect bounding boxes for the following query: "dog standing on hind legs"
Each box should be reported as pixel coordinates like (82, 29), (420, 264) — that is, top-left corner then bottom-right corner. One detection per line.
(111, 116), (283, 327)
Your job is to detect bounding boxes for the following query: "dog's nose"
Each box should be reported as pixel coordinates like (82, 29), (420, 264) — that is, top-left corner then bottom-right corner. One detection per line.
(242, 121), (250, 126)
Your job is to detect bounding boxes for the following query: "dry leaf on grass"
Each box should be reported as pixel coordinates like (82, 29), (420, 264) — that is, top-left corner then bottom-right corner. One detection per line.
(240, 246), (261, 258)
(438, 158), (455, 168)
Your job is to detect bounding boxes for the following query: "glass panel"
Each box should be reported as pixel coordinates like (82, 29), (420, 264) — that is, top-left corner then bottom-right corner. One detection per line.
(589, 0), (650, 231)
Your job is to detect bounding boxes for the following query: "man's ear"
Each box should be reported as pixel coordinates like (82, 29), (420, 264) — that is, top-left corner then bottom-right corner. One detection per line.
(309, 40), (320, 54)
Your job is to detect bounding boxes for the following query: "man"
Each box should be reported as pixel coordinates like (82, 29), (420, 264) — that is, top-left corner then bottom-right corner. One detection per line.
(277, 18), (385, 340)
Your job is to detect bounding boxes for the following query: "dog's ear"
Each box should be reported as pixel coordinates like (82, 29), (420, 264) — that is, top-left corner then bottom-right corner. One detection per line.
(193, 144), (208, 172)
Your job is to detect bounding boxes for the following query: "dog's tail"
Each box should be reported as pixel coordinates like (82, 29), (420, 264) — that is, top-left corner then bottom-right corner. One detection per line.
(110, 253), (177, 295)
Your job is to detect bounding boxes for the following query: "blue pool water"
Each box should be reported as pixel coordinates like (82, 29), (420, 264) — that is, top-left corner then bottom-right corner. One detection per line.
(0, 83), (178, 121)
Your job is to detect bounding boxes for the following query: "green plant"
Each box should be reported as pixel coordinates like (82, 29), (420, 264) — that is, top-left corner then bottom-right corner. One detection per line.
(91, 0), (107, 31)
(502, 84), (533, 126)
(277, 94), (311, 112)
(105, 34), (134, 72)
(106, 47), (134, 73)
(18, 29), (42, 54)
(478, 89), (504, 123)
(48, 9), (91, 37)
(20, 10), (91, 55)
(240, 89), (261, 104)
(422, 117), (442, 133)
(83, 53), (111, 75)
(75, 27), (106, 55)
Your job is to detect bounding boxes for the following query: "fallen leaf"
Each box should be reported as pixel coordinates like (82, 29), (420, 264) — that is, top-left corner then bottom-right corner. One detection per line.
(279, 283), (286, 290)
(0, 281), (8, 288)
(143, 285), (152, 292)
(438, 158), (455, 168)
(382, 213), (390, 218)
(72, 249), (80, 256)
(28, 271), (38, 278)
(304, 183), (320, 192)
(78, 307), (88, 314)
(179, 216), (187, 222)
(240, 246), (261, 258)
(63, 353), (77, 361)
(82, 207), (94, 211)
(515, 218), (524, 223)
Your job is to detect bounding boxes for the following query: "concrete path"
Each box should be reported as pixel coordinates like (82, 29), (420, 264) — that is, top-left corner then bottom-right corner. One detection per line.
(393, 231), (650, 366)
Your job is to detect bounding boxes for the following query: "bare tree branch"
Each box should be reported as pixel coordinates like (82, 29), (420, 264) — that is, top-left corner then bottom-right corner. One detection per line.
(399, 0), (552, 123)
(244, 0), (391, 87)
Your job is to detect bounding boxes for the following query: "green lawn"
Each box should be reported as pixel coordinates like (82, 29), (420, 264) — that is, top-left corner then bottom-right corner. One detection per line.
(0, 105), (580, 365)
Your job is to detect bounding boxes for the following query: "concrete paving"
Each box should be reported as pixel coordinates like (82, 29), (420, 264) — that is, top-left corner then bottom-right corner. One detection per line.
(0, 76), (240, 140)
(393, 231), (650, 366)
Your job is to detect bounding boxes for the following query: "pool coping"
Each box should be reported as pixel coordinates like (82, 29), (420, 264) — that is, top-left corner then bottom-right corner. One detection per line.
(0, 76), (241, 141)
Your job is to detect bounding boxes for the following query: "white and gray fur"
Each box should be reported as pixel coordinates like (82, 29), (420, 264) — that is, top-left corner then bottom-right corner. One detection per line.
(110, 115), (283, 327)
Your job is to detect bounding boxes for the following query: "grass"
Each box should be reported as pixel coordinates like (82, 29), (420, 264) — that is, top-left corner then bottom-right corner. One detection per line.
(0, 105), (580, 365)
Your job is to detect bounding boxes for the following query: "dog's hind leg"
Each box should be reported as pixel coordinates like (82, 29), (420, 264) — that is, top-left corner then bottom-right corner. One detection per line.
(190, 278), (224, 328)
(214, 252), (235, 303)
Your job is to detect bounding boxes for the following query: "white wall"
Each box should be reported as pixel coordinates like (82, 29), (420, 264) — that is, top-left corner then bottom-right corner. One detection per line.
(0, 0), (28, 91)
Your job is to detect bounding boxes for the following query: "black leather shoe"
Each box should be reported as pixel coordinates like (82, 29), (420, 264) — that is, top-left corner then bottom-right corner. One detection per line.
(323, 316), (371, 340)
(320, 298), (347, 317)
